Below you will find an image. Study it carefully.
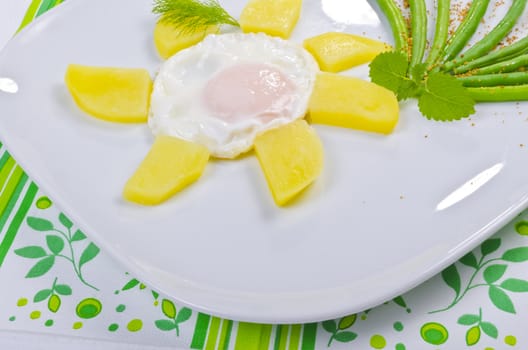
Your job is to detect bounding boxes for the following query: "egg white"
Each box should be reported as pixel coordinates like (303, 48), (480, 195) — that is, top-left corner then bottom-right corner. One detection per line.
(149, 32), (319, 159)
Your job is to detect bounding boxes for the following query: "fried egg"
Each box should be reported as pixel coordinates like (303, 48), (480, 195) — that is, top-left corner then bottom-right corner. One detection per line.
(149, 32), (319, 159)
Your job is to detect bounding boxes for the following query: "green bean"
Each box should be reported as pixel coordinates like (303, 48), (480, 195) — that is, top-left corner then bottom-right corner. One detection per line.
(425, 0), (451, 67)
(441, 0), (491, 62)
(444, 0), (528, 71)
(454, 36), (528, 74)
(458, 72), (528, 87)
(409, 0), (427, 67)
(467, 85), (528, 101)
(375, 0), (410, 54)
(470, 53), (528, 75)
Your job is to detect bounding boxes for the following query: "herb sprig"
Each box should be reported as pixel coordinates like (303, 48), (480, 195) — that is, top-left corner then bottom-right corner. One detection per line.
(370, 51), (475, 121)
(152, 0), (239, 33)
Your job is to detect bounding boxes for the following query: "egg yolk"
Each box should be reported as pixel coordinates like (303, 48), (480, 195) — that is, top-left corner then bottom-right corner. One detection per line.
(203, 63), (297, 123)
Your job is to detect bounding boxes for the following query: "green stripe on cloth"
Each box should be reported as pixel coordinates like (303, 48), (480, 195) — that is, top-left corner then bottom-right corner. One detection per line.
(300, 324), (317, 350)
(0, 181), (38, 267)
(191, 313), (211, 349)
(16, 0), (63, 32)
(0, 157), (16, 191)
(36, 0), (58, 17)
(259, 324), (273, 350)
(204, 317), (222, 350)
(274, 325), (289, 350)
(0, 152), (13, 175)
(0, 174), (28, 233)
(217, 320), (234, 350)
(16, 0), (43, 32)
(0, 166), (25, 217)
(288, 325), (302, 350)
(234, 323), (272, 350)
(273, 325), (282, 350)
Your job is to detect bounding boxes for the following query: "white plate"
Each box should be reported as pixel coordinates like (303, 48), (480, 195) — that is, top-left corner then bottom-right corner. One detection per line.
(1, 0), (528, 323)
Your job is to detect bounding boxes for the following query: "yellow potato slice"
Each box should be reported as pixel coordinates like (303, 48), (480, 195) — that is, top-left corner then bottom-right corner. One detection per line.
(309, 73), (399, 134)
(254, 120), (323, 206)
(65, 64), (152, 123)
(124, 136), (210, 205)
(239, 0), (302, 39)
(154, 21), (218, 59)
(304, 32), (392, 72)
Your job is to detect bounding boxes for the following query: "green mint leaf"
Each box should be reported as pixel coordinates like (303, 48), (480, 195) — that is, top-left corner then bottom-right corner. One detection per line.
(418, 72), (475, 121)
(369, 51), (409, 94)
(397, 79), (422, 101)
(410, 63), (427, 83)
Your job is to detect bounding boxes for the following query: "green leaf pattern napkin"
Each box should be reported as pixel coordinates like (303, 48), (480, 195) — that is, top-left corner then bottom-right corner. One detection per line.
(2, 1), (528, 349)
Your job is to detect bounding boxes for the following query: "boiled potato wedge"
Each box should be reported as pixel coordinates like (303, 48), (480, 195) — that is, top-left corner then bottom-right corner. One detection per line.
(65, 64), (152, 123)
(154, 21), (218, 59)
(254, 120), (323, 206)
(240, 0), (302, 39)
(124, 136), (210, 205)
(304, 32), (391, 72)
(309, 73), (399, 134)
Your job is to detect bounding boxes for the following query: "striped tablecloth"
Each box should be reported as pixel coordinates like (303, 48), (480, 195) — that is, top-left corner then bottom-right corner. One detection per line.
(1, 1), (528, 349)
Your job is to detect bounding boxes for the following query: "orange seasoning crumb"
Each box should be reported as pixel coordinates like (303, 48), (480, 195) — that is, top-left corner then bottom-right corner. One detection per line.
(458, 2), (471, 23)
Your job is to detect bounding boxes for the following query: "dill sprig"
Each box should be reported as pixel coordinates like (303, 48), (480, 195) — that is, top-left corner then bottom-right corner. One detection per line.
(153, 0), (239, 33)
